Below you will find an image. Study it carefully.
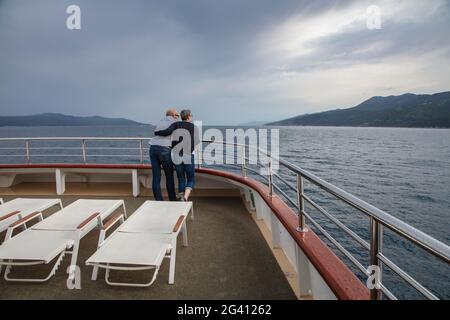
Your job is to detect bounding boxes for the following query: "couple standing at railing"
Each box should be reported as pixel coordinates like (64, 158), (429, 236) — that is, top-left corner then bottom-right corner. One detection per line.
(149, 108), (200, 202)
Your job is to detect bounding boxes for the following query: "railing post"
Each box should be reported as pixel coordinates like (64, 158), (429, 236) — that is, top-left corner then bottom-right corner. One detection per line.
(241, 145), (247, 177)
(370, 217), (382, 300)
(139, 139), (144, 164)
(296, 174), (307, 232)
(82, 139), (87, 163)
(25, 140), (30, 164)
(196, 147), (201, 169)
(268, 158), (273, 196)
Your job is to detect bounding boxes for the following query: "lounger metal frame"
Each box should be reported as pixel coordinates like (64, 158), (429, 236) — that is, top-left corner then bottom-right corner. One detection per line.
(0, 200), (126, 284)
(87, 202), (192, 287)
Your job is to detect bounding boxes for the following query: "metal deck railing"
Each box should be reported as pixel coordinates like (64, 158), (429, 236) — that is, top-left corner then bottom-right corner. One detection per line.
(0, 136), (449, 300)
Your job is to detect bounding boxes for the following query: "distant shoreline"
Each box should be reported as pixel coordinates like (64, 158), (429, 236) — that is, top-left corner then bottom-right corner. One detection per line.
(0, 124), (449, 130)
(0, 113), (149, 127)
(0, 124), (152, 128)
(267, 92), (450, 128)
(263, 125), (450, 129)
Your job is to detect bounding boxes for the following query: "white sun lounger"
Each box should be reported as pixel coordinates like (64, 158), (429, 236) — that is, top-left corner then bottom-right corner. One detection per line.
(0, 199), (126, 284)
(0, 198), (63, 235)
(86, 200), (193, 287)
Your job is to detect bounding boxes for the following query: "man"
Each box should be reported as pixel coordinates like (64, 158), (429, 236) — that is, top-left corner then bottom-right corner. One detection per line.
(154, 109), (199, 201)
(149, 109), (179, 201)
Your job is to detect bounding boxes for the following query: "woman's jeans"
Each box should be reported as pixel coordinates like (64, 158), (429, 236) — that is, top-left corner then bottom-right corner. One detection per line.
(175, 154), (195, 193)
(149, 145), (177, 201)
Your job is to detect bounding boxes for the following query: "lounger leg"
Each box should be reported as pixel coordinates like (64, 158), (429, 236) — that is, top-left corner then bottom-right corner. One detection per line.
(91, 266), (99, 280)
(169, 239), (177, 284)
(105, 265), (111, 282)
(91, 243), (103, 280)
(67, 240), (79, 284)
(92, 214), (125, 280)
(4, 261), (12, 280)
(91, 230), (107, 281)
(182, 220), (188, 247)
(190, 205), (194, 221)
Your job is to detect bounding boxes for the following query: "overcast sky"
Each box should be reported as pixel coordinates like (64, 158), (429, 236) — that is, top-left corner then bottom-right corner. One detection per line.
(1, 0), (449, 125)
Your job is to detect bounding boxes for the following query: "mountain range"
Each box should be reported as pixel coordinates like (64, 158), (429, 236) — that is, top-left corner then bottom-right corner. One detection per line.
(267, 92), (450, 128)
(2, 92), (450, 128)
(0, 113), (147, 127)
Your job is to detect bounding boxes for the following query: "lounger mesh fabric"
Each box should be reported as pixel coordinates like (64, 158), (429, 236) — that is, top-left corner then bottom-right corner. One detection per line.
(0, 199), (126, 282)
(88, 233), (171, 266)
(86, 200), (192, 286)
(118, 201), (192, 234)
(34, 199), (124, 231)
(0, 230), (75, 263)
(0, 198), (61, 232)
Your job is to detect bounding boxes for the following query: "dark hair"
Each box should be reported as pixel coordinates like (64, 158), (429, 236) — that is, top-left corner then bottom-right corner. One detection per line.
(180, 109), (192, 121)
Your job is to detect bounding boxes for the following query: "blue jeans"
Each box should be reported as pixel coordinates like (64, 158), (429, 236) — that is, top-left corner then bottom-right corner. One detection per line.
(175, 154), (195, 193)
(149, 145), (177, 201)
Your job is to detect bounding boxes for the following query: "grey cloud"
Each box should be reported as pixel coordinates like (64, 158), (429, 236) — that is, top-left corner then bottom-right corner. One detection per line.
(280, 2), (450, 73)
(0, 0), (449, 124)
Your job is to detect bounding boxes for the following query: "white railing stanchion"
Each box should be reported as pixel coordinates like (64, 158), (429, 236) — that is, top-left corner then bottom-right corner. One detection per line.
(268, 158), (273, 197)
(196, 147), (201, 169)
(25, 140), (30, 163)
(241, 145), (246, 177)
(81, 139), (87, 163)
(296, 174), (307, 233)
(370, 217), (382, 300)
(139, 139), (144, 164)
